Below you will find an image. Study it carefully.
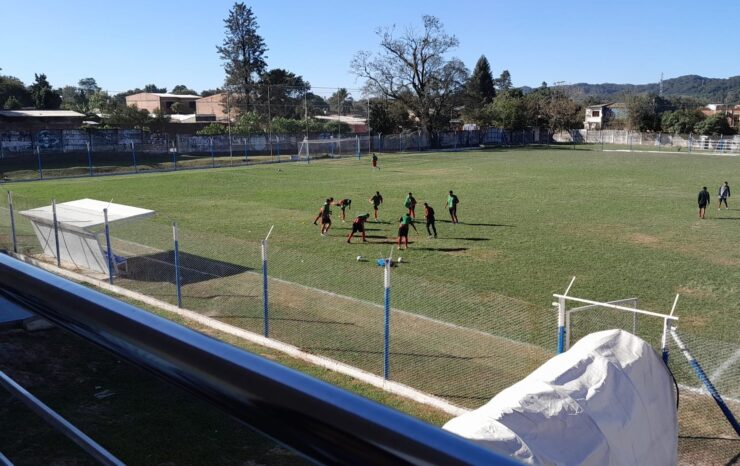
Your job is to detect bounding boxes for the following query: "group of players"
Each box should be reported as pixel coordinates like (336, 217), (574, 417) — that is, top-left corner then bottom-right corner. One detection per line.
(312, 190), (460, 249)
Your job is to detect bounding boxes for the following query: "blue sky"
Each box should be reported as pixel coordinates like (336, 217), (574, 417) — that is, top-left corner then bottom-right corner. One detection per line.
(2, 0), (739, 98)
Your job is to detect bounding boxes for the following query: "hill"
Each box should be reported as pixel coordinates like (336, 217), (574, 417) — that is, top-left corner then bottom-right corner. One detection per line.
(549, 75), (740, 104)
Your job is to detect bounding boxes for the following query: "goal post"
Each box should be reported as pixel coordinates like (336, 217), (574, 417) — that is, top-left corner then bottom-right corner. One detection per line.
(296, 136), (364, 162)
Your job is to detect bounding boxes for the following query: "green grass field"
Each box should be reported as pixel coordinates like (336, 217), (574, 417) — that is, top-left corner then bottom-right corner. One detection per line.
(3, 146), (739, 466)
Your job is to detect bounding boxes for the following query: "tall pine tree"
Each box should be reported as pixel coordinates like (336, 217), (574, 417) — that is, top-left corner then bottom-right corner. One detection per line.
(463, 55), (496, 125)
(217, 2), (268, 113)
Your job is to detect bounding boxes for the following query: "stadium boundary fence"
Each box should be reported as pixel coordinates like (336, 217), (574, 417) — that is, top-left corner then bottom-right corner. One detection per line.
(556, 129), (740, 154)
(0, 193), (737, 457)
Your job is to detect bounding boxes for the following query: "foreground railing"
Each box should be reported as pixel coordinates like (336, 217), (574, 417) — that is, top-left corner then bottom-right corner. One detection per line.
(0, 253), (518, 465)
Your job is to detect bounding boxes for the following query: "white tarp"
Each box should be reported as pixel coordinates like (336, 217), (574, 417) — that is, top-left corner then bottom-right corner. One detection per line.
(443, 329), (677, 465)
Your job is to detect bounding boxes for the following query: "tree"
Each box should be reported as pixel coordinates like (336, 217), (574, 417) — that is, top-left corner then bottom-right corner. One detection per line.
(197, 123), (228, 135)
(3, 95), (21, 109)
(462, 55), (496, 124)
(255, 68), (309, 119)
(104, 104), (151, 128)
(369, 99), (412, 134)
(0, 74), (32, 108)
(217, 2), (268, 112)
(351, 15), (468, 135)
(327, 88), (352, 114)
(78, 78), (100, 95)
(693, 113), (736, 136)
(625, 93), (659, 131)
(484, 91), (526, 130)
(496, 70), (512, 92)
(171, 84), (198, 95)
(660, 109), (704, 134)
(143, 84), (167, 93)
(29, 73), (61, 109)
(543, 89), (582, 132)
(201, 88), (223, 97)
(232, 111), (264, 134)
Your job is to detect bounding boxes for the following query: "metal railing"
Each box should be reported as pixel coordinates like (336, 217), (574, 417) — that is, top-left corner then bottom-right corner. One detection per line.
(0, 253), (518, 465)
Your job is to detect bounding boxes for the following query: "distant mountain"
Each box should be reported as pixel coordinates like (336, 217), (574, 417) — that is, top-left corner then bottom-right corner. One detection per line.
(560, 75), (740, 104)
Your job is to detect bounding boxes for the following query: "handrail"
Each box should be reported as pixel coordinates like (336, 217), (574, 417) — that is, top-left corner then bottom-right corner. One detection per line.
(0, 253), (518, 465)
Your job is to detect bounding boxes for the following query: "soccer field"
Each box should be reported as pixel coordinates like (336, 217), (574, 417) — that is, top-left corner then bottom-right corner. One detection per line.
(7, 147), (740, 339)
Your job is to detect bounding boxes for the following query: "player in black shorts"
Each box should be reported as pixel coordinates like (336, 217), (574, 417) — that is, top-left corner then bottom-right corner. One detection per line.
(369, 191), (383, 222)
(397, 214), (417, 249)
(424, 202), (437, 238)
(347, 213), (370, 243)
(697, 186), (710, 219)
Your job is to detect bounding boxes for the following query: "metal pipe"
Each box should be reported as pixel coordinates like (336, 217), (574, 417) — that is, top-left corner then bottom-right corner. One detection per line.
(0, 254), (515, 465)
(0, 371), (124, 466)
(553, 294), (679, 321)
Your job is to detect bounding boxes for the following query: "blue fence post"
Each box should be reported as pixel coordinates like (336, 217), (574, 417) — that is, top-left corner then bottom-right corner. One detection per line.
(36, 146), (43, 180)
(356, 135), (360, 159)
(8, 191), (17, 254)
(173, 222), (182, 308)
(670, 328), (740, 436)
(86, 142), (93, 176)
(172, 146), (177, 171)
(557, 296), (566, 353)
(276, 136), (280, 160)
(103, 208), (114, 284)
(383, 259), (391, 379)
(261, 237), (270, 337)
(131, 142), (138, 173)
(244, 137), (248, 162)
(210, 138), (215, 168)
(51, 200), (61, 267)
(418, 130), (422, 152)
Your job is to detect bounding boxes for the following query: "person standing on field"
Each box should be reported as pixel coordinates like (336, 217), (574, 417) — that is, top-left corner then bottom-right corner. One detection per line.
(697, 186), (710, 219)
(369, 191), (383, 221)
(347, 213), (370, 243)
(424, 202), (437, 238)
(718, 181), (730, 209)
(371, 153), (379, 170)
(404, 192), (417, 219)
(397, 213), (418, 249)
(447, 190), (460, 224)
(313, 197), (334, 225)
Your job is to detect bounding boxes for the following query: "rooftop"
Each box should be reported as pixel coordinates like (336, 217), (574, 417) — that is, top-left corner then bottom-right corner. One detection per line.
(0, 110), (86, 118)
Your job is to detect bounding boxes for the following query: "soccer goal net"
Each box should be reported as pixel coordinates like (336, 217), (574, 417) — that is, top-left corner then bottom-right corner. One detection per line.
(295, 136), (362, 162)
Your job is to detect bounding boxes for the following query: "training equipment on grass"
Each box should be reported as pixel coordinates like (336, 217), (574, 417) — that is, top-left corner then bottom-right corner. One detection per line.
(296, 136), (362, 162)
(356, 255), (364, 261)
(444, 329), (678, 465)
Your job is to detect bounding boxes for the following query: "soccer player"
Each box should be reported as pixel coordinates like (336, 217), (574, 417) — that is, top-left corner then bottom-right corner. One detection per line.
(320, 200), (333, 235)
(423, 202), (437, 238)
(347, 213), (370, 243)
(447, 190), (460, 224)
(313, 197), (334, 225)
(336, 198), (352, 221)
(371, 153), (379, 170)
(397, 213), (418, 249)
(697, 186), (710, 219)
(404, 192), (417, 218)
(369, 191), (383, 221)
(718, 181), (731, 210)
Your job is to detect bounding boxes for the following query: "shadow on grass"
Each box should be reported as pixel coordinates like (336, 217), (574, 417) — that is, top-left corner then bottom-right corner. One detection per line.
(218, 315), (357, 326)
(714, 217), (740, 220)
(447, 237), (490, 241)
(436, 220), (515, 227)
(417, 247), (468, 252)
(307, 345), (491, 361)
(125, 251), (251, 285)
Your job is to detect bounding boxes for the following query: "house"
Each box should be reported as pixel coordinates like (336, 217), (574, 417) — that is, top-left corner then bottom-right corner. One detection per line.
(0, 109), (86, 131)
(314, 115), (368, 133)
(701, 104), (740, 128)
(125, 93), (199, 114)
(584, 103), (627, 130)
(195, 93), (237, 122)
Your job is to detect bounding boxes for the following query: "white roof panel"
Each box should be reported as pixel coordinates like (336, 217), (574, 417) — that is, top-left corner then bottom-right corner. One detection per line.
(19, 198), (155, 230)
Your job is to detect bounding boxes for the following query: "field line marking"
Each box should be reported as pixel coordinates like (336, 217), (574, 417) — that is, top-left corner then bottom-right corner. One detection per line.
(710, 348), (740, 385)
(9, 252), (470, 417)
(677, 384), (740, 405)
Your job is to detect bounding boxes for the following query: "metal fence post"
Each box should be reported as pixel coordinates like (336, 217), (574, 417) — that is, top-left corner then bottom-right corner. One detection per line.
(173, 222), (182, 308)
(8, 191), (17, 253)
(87, 142), (93, 177)
(103, 208), (113, 285)
(384, 259), (391, 379)
(557, 296), (566, 353)
(51, 199), (61, 267)
(261, 238), (269, 337)
(172, 146), (177, 171)
(244, 137), (248, 162)
(670, 328), (740, 436)
(356, 135), (360, 160)
(210, 138), (215, 168)
(37, 146), (43, 180)
(131, 142), (138, 173)
(661, 318), (670, 364)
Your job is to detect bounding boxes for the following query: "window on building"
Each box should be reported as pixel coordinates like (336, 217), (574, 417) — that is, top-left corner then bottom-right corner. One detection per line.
(189, 101), (196, 109)
(592, 110), (600, 117)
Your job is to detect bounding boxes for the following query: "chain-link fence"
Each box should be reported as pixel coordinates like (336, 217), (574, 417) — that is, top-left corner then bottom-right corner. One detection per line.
(0, 192), (737, 462)
(555, 129), (740, 155)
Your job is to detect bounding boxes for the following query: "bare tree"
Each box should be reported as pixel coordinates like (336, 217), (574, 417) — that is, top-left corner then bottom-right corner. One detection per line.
(351, 15), (468, 135)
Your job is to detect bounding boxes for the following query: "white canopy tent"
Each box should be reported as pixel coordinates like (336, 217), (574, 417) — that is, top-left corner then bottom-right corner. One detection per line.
(19, 199), (155, 275)
(444, 329), (678, 465)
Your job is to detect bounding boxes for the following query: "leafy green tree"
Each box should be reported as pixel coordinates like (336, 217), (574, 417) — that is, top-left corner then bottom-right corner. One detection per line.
(625, 94), (660, 131)
(496, 70), (512, 92)
(29, 73), (61, 109)
(200, 88), (223, 97)
(321, 120), (352, 134)
(170, 101), (193, 114)
(352, 15), (468, 134)
(327, 88), (352, 114)
(693, 113), (736, 135)
(171, 85), (198, 95)
(255, 68), (310, 119)
(104, 104), (151, 128)
(462, 55), (496, 125)
(270, 116), (305, 134)
(197, 123), (228, 135)
(305, 92), (329, 116)
(3, 95), (22, 109)
(143, 84), (167, 93)
(484, 91), (526, 130)
(545, 89), (583, 132)
(88, 91), (113, 113)
(217, 2), (268, 112)
(660, 109), (704, 134)
(369, 99), (412, 133)
(0, 74), (32, 108)
(232, 111), (264, 134)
